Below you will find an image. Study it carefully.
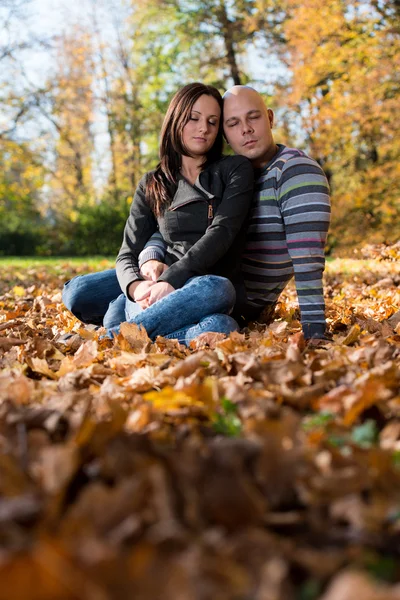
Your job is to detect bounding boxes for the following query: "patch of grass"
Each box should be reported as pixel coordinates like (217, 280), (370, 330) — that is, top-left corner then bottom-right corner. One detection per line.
(326, 258), (399, 277)
(351, 420), (379, 448)
(0, 256), (113, 268)
(0, 257), (115, 293)
(212, 398), (242, 437)
(302, 412), (335, 431)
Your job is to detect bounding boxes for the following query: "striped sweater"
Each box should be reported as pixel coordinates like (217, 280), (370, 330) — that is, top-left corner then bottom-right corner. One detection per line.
(139, 145), (331, 338)
(241, 145), (331, 337)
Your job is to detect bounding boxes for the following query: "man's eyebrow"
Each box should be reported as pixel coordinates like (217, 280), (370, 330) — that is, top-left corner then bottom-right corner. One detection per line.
(224, 109), (261, 122)
(191, 110), (219, 118)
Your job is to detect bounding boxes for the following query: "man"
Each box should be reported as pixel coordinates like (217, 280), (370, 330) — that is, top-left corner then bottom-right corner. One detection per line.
(62, 86), (331, 339)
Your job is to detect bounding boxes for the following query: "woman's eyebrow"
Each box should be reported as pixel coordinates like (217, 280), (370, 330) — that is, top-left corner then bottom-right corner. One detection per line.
(192, 110), (219, 118)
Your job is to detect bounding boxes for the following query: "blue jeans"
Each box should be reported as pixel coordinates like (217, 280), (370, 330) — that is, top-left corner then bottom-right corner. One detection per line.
(62, 269), (121, 326)
(63, 271), (239, 344)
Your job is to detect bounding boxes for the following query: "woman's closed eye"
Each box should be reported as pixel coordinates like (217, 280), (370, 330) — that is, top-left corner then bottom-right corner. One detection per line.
(190, 116), (218, 126)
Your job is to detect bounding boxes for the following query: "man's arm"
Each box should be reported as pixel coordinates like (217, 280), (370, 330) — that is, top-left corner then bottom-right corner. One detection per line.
(138, 231), (168, 282)
(138, 231), (167, 268)
(279, 155), (331, 339)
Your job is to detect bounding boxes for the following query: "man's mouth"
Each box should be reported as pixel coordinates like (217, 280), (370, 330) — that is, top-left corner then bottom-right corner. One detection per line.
(243, 139), (257, 147)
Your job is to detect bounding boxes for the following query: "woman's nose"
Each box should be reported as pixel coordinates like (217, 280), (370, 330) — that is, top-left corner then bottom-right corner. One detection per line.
(198, 120), (209, 133)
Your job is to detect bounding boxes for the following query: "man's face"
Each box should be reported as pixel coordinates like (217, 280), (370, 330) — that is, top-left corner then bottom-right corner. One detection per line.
(223, 89), (275, 168)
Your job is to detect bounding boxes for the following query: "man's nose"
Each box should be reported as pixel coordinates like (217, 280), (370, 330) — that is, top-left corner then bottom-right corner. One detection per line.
(242, 121), (254, 135)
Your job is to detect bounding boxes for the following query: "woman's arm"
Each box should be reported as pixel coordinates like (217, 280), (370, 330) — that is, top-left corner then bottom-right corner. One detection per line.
(157, 156), (254, 289)
(116, 173), (159, 299)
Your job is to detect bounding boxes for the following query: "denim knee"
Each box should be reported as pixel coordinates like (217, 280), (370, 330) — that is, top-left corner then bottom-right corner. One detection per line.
(62, 277), (82, 315)
(198, 313), (239, 336)
(62, 269), (120, 325)
(200, 275), (236, 313)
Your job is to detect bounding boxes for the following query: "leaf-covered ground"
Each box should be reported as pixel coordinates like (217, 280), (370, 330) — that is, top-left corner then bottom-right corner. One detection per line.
(0, 246), (400, 600)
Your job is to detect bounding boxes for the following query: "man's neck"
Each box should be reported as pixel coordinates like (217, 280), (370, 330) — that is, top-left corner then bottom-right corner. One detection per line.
(252, 143), (280, 170)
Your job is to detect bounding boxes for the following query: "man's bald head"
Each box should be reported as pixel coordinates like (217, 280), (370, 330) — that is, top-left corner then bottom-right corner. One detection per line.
(223, 84), (257, 97)
(222, 85), (277, 168)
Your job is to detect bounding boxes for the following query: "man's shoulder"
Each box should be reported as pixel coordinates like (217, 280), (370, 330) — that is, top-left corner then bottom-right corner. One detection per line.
(202, 155), (253, 189)
(275, 146), (324, 173)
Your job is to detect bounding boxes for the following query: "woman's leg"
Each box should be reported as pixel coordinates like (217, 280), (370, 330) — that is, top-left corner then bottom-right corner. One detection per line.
(103, 293), (129, 330)
(121, 275), (236, 340)
(163, 314), (239, 345)
(62, 269), (121, 325)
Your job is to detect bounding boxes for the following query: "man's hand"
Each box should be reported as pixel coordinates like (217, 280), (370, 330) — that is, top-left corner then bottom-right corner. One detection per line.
(147, 282), (175, 306)
(140, 260), (168, 282)
(128, 280), (155, 309)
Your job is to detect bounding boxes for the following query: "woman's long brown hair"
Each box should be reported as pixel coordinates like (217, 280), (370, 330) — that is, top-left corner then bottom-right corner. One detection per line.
(146, 83), (223, 216)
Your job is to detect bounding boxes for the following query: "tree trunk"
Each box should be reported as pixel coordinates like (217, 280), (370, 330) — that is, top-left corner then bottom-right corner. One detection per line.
(217, 0), (242, 85)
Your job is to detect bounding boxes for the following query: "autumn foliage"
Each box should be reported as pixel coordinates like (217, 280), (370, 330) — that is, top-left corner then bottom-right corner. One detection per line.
(1, 0), (399, 256)
(0, 248), (399, 598)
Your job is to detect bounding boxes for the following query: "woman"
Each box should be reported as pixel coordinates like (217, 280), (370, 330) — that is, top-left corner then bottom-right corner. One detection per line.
(67, 83), (254, 344)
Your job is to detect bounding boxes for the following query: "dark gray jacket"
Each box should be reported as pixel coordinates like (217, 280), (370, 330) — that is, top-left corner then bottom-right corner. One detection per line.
(116, 155), (254, 296)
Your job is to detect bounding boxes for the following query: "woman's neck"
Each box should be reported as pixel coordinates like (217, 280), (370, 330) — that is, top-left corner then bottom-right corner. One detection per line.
(180, 155), (205, 185)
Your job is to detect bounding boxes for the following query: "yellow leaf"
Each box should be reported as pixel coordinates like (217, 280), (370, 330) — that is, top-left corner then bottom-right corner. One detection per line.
(12, 286), (25, 297)
(342, 324), (362, 346)
(144, 380), (216, 415)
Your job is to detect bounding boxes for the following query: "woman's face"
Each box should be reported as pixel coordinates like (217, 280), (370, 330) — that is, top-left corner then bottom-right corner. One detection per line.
(182, 94), (221, 157)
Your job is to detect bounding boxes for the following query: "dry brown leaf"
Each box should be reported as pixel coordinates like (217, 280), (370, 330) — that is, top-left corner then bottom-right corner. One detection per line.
(320, 570), (400, 600)
(27, 357), (58, 380)
(0, 336), (27, 350)
(119, 321), (151, 352)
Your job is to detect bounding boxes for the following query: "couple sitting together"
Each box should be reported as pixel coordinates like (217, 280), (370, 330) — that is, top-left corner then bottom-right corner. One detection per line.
(62, 83), (331, 345)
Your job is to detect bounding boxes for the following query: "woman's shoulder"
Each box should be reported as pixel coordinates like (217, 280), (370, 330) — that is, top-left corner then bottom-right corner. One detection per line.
(138, 169), (156, 186)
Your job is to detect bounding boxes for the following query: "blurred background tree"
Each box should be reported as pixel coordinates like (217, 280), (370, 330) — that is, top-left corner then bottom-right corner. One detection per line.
(0, 0), (398, 255)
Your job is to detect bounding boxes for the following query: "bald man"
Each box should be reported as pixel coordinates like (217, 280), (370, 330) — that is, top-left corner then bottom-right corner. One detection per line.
(63, 86), (331, 340)
(220, 86), (331, 338)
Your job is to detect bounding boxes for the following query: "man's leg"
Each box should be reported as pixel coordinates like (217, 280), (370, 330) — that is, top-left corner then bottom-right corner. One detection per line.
(121, 275), (236, 340)
(62, 269), (121, 325)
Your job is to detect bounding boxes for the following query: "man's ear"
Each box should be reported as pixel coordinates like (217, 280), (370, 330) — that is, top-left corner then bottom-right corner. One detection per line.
(267, 108), (274, 128)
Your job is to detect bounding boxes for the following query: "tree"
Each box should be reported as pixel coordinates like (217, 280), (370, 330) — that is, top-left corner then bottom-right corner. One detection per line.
(278, 0), (400, 247)
(38, 27), (96, 221)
